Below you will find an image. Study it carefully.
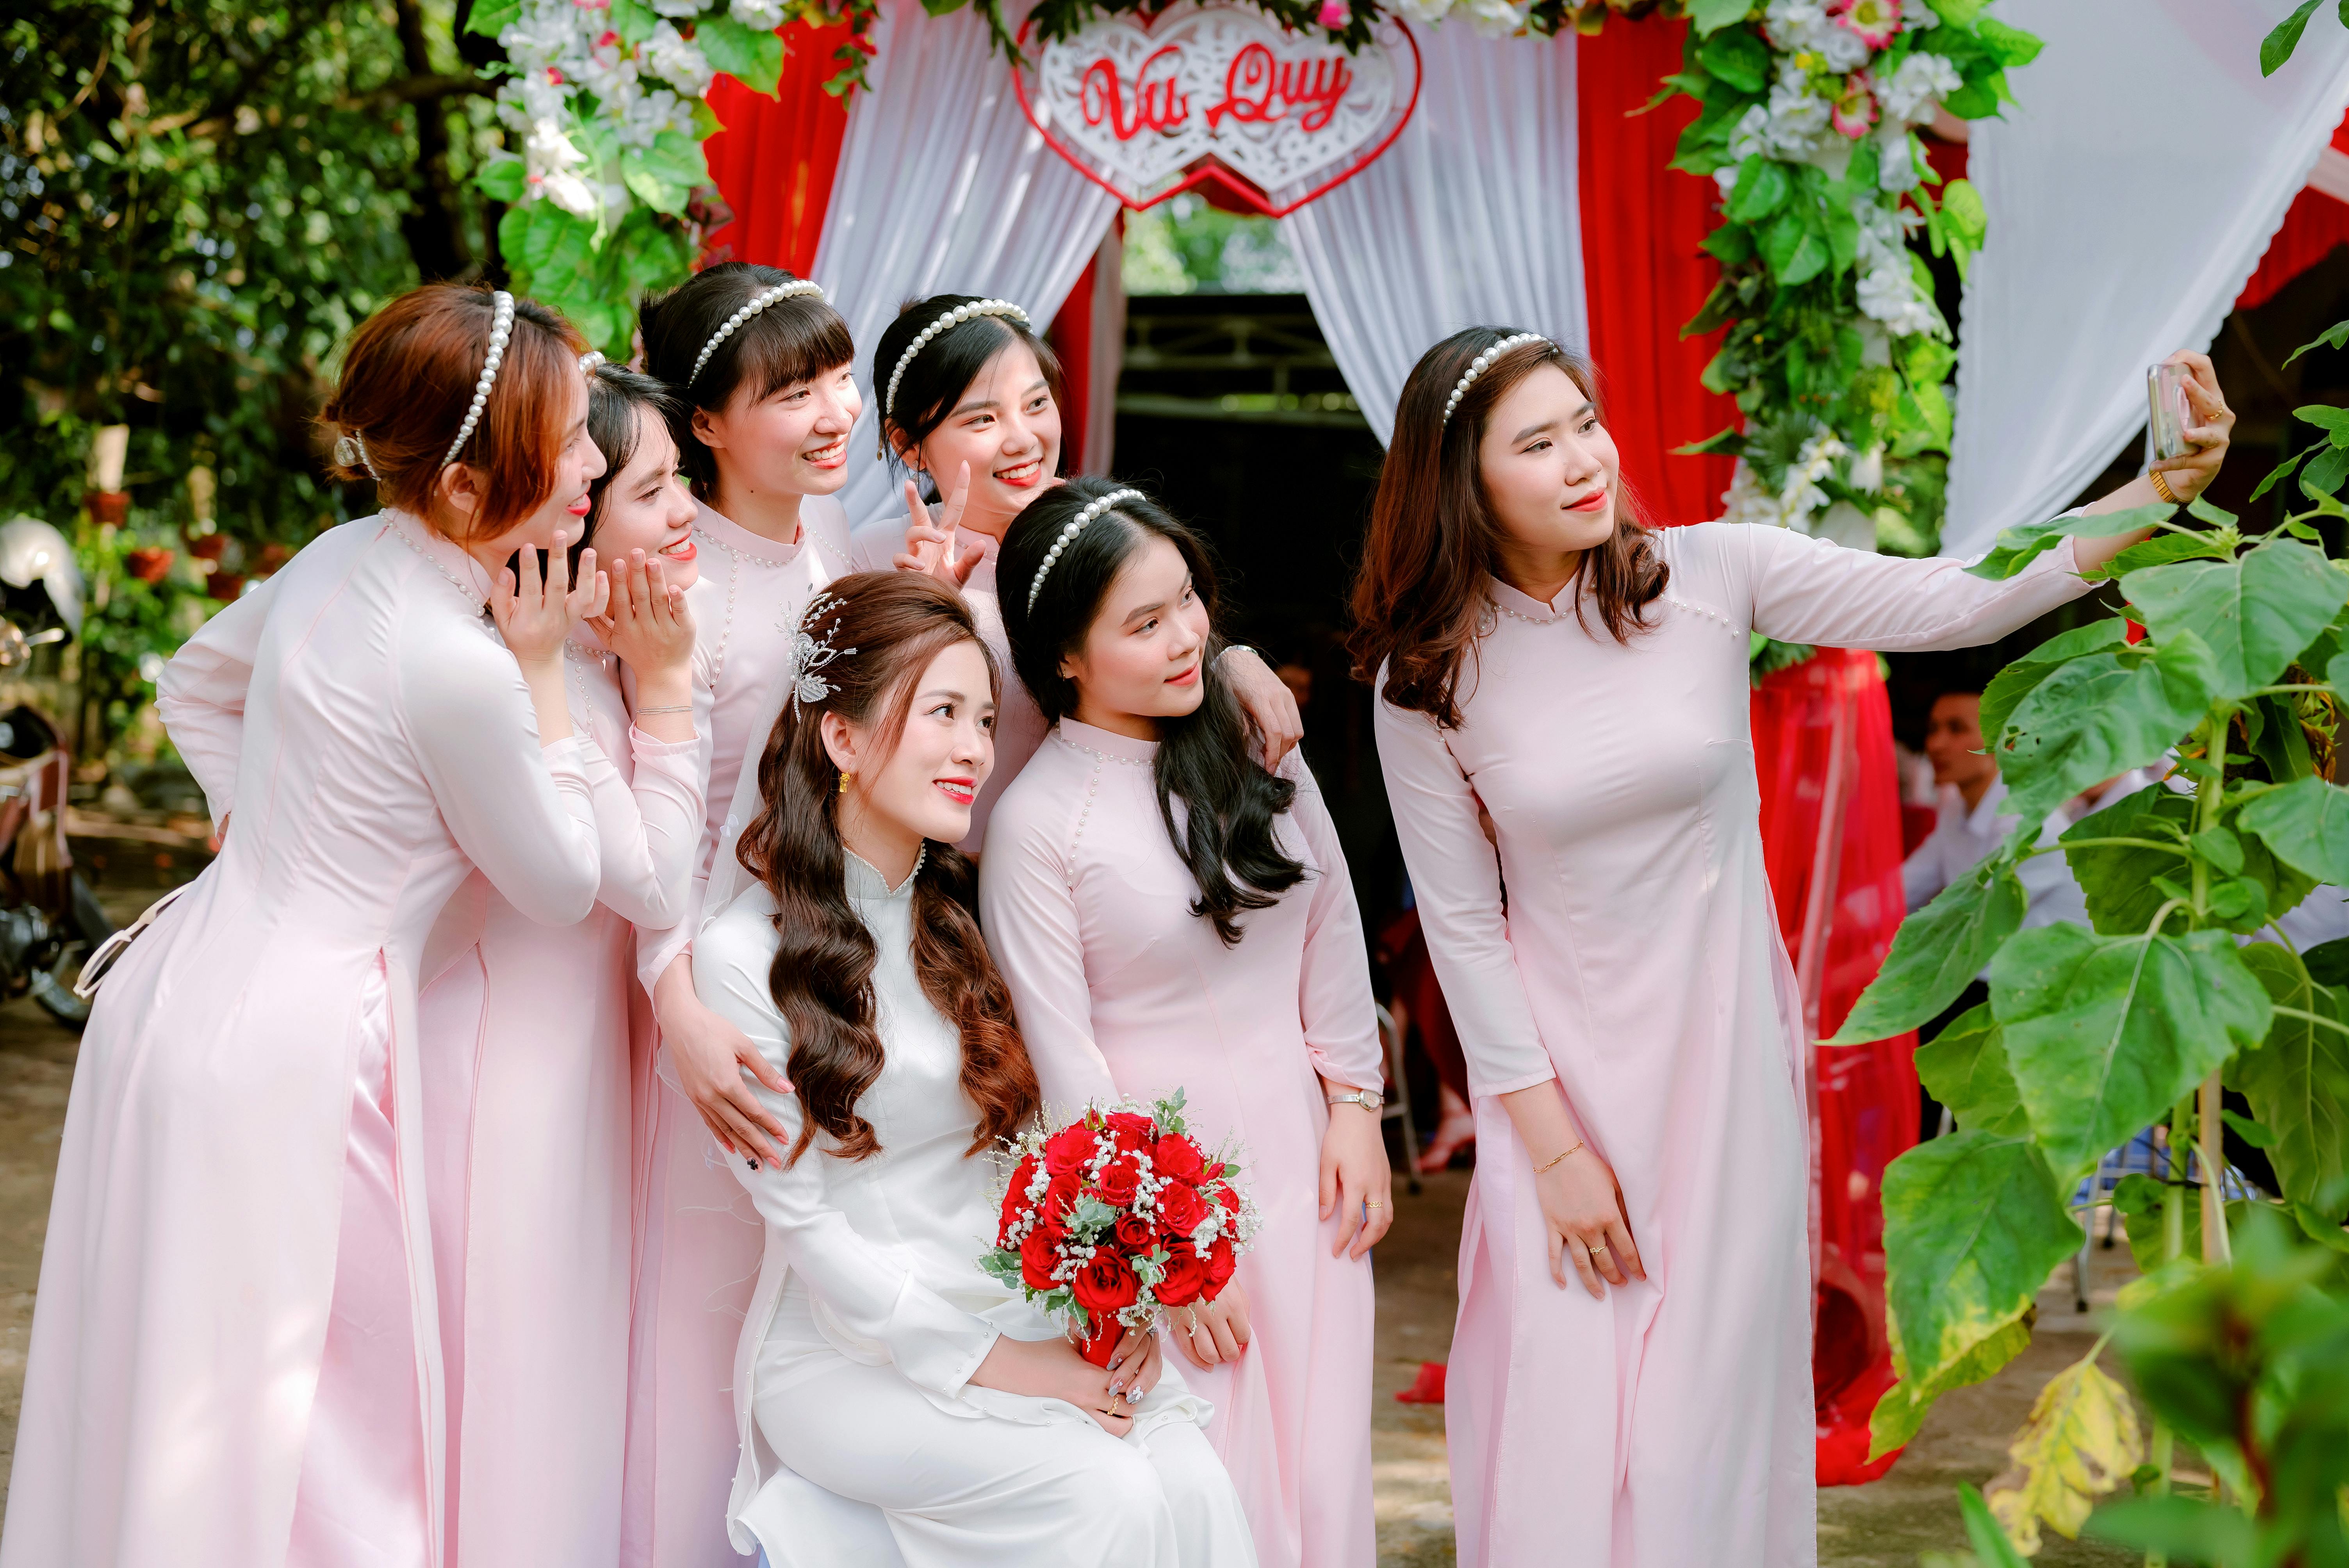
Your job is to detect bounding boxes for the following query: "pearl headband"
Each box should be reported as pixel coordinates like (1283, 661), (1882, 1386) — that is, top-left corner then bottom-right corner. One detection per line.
(1442, 333), (1550, 428)
(882, 299), (1033, 454)
(580, 350), (606, 374)
(1026, 489), (1144, 614)
(442, 290), (516, 469)
(333, 431), (380, 481)
(690, 281), (827, 387)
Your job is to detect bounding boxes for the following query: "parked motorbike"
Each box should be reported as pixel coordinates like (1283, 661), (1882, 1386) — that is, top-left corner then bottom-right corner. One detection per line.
(0, 517), (114, 1026)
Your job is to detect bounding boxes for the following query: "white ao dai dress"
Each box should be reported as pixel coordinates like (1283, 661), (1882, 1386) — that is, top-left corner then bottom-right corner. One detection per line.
(692, 855), (1257, 1568)
(0, 512), (603, 1568)
(1374, 525), (2097, 1567)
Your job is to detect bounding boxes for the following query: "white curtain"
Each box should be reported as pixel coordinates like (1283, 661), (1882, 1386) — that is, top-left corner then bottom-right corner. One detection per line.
(1277, 27), (1586, 445)
(810, 0), (1120, 526)
(1943, 0), (2349, 559)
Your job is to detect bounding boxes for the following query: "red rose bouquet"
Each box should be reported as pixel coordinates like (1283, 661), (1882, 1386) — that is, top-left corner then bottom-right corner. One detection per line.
(981, 1091), (1259, 1367)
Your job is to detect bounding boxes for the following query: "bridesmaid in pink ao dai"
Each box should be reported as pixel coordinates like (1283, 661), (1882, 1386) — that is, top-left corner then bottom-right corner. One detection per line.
(1351, 331), (2236, 1567)
(415, 364), (706, 1568)
(0, 286), (612, 1568)
(623, 263), (863, 1568)
(980, 479), (1390, 1568)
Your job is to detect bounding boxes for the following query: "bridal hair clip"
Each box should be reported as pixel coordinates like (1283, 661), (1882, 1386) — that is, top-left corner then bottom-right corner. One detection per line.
(333, 431), (381, 481)
(882, 299), (1032, 439)
(442, 290), (515, 469)
(690, 281), (827, 386)
(1442, 333), (1549, 428)
(1026, 488), (1143, 613)
(580, 350), (606, 374)
(786, 591), (857, 715)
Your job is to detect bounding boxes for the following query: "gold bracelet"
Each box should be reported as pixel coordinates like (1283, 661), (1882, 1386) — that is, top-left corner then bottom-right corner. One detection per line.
(1533, 1139), (1584, 1174)
(2149, 470), (2180, 505)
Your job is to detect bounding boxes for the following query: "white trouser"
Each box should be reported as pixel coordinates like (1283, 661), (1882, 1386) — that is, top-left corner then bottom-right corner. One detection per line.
(752, 1347), (1256, 1568)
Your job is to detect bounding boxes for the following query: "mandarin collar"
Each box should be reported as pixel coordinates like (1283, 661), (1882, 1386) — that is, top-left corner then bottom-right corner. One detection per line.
(1056, 716), (1159, 764)
(695, 497), (806, 566)
(386, 510), (494, 605)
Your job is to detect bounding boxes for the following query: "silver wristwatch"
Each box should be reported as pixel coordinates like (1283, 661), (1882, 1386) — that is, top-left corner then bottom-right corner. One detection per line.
(1326, 1088), (1385, 1114)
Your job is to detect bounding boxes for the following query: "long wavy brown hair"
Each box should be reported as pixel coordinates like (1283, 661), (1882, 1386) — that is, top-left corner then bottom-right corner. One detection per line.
(734, 572), (1040, 1165)
(1349, 328), (1669, 729)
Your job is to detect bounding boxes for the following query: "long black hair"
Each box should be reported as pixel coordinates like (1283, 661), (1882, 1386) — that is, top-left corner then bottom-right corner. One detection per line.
(735, 572), (1040, 1164)
(999, 477), (1304, 945)
(872, 292), (1069, 504)
(639, 260), (856, 493)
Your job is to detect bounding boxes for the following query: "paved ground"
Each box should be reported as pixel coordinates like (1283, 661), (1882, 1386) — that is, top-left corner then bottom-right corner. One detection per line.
(0, 907), (2145, 1564)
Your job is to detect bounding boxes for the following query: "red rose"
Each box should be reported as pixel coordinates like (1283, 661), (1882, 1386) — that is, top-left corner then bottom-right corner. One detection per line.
(1104, 1111), (1155, 1151)
(1205, 1234), (1237, 1290)
(1019, 1230), (1060, 1292)
(1155, 1180), (1208, 1235)
(1215, 1183), (1240, 1215)
(1113, 1212), (1157, 1253)
(1044, 1125), (1098, 1177)
(1039, 1172), (1082, 1237)
(1203, 1161), (1226, 1182)
(1070, 1252), (1141, 1317)
(1153, 1134), (1205, 1183)
(1155, 1244), (1209, 1307)
(1095, 1153), (1141, 1206)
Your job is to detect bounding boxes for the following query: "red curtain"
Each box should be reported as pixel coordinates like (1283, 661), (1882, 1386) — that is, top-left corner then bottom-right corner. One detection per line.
(2239, 112), (2349, 311)
(1576, 18), (1740, 527)
(1749, 649), (1917, 1486)
(700, 21), (854, 274)
(1049, 251), (1101, 470)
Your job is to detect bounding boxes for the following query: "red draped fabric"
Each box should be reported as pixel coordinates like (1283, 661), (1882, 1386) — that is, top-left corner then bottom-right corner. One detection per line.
(1049, 251), (1100, 469)
(1749, 648), (1917, 1486)
(700, 21), (854, 274)
(1576, 18), (1740, 528)
(2239, 114), (2349, 311)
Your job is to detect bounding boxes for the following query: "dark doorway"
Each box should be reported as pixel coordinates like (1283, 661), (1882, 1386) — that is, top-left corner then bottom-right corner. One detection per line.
(1110, 291), (1406, 928)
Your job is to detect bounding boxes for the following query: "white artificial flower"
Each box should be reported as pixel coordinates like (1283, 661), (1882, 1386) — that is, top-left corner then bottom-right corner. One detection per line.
(731, 0), (787, 25)
(1728, 103), (1771, 164)
(1878, 50), (1961, 122)
(1389, 0), (1456, 23)
(1722, 460), (1786, 528)
(1875, 123), (1923, 190)
(1814, 24), (1870, 70)
(641, 21), (714, 96)
(648, 0), (703, 14)
(1715, 163), (1743, 200)
(1848, 444), (1886, 493)
(1764, 75), (1831, 156)
(1459, 0), (1531, 37)
(1901, 0), (1939, 29)
(525, 117), (601, 218)
(1780, 432), (1850, 526)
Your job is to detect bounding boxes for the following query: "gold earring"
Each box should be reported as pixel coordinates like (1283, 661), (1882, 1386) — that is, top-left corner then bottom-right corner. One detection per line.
(838, 769), (852, 795)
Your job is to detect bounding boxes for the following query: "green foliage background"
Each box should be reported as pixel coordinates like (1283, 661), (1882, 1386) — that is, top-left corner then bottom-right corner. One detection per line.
(2, 0), (505, 764)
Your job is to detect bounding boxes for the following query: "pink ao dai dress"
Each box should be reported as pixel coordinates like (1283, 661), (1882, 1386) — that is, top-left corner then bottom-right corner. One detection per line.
(0, 512), (604, 1568)
(848, 513), (1047, 854)
(624, 494), (855, 1568)
(414, 624), (703, 1568)
(1374, 524), (2096, 1568)
(979, 720), (1385, 1568)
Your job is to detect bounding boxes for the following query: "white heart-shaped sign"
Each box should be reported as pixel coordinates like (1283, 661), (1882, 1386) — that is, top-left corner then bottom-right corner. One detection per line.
(1017, 4), (1420, 218)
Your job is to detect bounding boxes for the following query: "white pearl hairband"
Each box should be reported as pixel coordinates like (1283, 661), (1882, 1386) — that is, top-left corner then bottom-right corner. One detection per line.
(580, 350), (606, 374)
(442, 290), (516, 469)
(333, 430), (380, 480)
(1442, 333), (1550, 428)
(690, 280), (827, 387)
(1025, 488), (1143, 614)
(882, 299), (1033, 448)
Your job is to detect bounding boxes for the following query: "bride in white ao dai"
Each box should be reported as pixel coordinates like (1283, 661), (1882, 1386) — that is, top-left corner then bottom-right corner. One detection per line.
(692, 571), (1255, 1568)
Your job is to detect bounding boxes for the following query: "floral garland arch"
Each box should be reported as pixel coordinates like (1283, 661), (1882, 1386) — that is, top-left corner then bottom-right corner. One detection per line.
(474, 0), (2035, 555)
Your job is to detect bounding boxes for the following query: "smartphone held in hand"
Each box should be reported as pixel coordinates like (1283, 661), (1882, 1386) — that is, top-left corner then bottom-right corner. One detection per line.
(2146, 362), (2193, 464)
